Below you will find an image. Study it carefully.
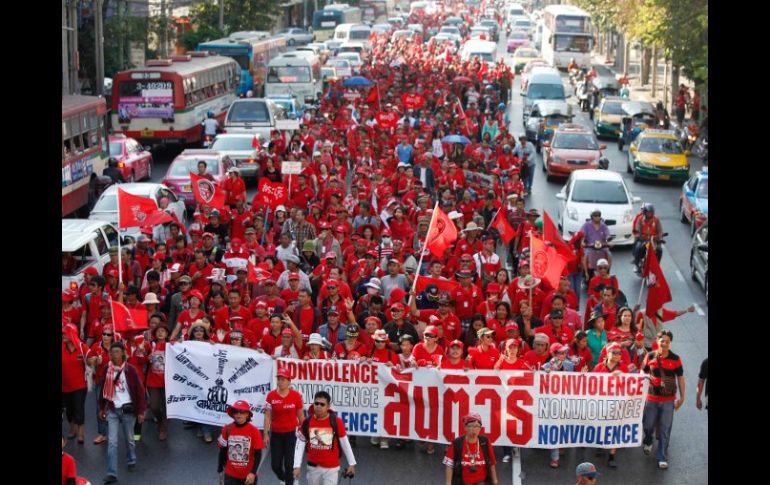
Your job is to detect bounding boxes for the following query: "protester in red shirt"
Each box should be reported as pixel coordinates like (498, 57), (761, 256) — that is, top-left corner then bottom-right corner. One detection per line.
(87, 325), (117, 445)
(412, 325), (445, 367)
(467, 327), (501, 369)
(264, 369), (305, 484)
(443, 413), (498, 485)
(62, 436), (77, 485)
(523, 333), (551, 370)
(217, 400), (264, 484)
(540, 309), (575, 346)
(568, 330), (593, 372)
(147, 322), (169, 441)
(62, 324), (89, 444)
(62, 290), (82, 328)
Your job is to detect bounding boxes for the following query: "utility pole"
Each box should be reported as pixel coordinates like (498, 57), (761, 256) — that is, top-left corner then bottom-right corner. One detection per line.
(160, 0), (168, 58)
(219, 0), (225, 31)
(117, 0), (124, 69)
(95, 0), (104, 96)
(68, 0), (79, 92)
(651, 46), (658, 98)
(62, 0), (70, 94)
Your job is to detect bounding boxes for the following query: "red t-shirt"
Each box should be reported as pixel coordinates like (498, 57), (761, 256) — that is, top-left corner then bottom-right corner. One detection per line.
(265, 389), (304, 433)
(467, 345), (501, 369)
(299, 414), (348, 468)
(498, 358), (531, 370)
(260, 331), (283, 355)
(453, 284), (483, 320)
(219, 421), (264, 479)
(334, 341), (370, 360)
(593, 361), (630, 374)
(539, 324), (575, 346)
(440, 357), (467, 369)
(88, 342), (111, 384)
(443, 438), (497, 484)
(370, 347), (398, 365)
(412, 343), (445, 366)
(146, 342), (167, 389)
(62, 306), (82, 328)
(523, 350), (550, 370)
(62, 452), (77, 485)
(175, 309), (206, 341)
(62, 342), (89, 393)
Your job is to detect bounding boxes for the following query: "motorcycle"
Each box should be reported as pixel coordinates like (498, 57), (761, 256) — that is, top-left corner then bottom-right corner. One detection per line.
(633, 233), (668, 276)
(693, 135), (708, 162)
(576, 81), (591, 112)
(583, 235), (615, 286)
(202, 134), (214, 148)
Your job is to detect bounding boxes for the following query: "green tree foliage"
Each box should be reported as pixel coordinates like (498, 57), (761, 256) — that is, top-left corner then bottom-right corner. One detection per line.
(189, 0), (283, 35)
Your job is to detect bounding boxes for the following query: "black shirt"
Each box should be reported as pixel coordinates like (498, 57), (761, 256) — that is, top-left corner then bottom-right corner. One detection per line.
(383, 321), (419, 353)
(699, 358), (708, 397)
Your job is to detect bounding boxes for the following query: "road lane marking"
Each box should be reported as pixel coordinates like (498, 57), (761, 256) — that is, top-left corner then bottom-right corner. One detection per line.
(675, 270), (685, 282)
(693, 303), (705, 316)
(513, 447), (523, 485)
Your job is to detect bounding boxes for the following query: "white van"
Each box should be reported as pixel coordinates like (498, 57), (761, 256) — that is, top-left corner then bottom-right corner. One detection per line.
(224, 98), (286, 139)
(62, 219), (120, 291)
(460, 39), (498, 65)
(265, 52), (323, 105)
(334, 23), (372, 50)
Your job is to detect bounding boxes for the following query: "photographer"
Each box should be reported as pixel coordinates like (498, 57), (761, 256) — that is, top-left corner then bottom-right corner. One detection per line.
(443, 413), (499, 485)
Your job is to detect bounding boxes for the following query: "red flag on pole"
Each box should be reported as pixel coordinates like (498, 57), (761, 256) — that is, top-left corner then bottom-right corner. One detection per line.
(530, 234), (567, 289)
(426, 207), (458, 257)
(415, 275), (459, 294)
(110, 299), (149, 332)
(117, 188), (174, 229)
(256, 178), (289, 209)
(543, 210), (576, 263)
(190, 172), (226, 209)
(251, 135), (260, 149)
(489, 208), (517, 244)
(366, 84), (380, 106)
(643, 244), (672, 318)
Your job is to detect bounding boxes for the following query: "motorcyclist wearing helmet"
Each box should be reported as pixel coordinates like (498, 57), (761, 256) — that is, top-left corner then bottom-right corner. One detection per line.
(103, 157), (126, 184)
(496, 102), (510, 128)
(202, 111), (220, 138)
(632, 204), (663, 268)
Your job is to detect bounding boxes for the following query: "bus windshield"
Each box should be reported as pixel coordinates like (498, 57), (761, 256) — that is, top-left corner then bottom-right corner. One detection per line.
(267, 66), (311, 83)
(555, 34), (592, 53)
(201, 47), (250, 70)
(313, 11), (342, 29)
(554, 15), (591, 34)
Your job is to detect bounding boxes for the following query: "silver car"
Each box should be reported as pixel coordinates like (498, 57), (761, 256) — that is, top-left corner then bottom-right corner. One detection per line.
(276, 27), (313, 46)
(209, 133), (262, 180)
(690, 222), (708, 303)
(88, 183), (187, 238)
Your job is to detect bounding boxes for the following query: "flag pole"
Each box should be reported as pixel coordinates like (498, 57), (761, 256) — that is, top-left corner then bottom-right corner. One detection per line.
(409, 200), (440, 307)
(117, 188), (123, 287)
(486, 205), (502, 231)
(528, 230), (533, 310)
(261, 206), (269, 245)
(377, 81), (382, 111)
(635, 243), (649, 307)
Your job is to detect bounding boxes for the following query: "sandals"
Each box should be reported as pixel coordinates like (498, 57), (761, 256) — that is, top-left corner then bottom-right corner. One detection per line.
(550, 459), (559, 468)
(93, 435), (107, 445)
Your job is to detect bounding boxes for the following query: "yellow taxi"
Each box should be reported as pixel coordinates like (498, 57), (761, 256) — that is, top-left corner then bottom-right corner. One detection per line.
(627, 129), (690, 182)
(511, 48), (541, 73)
(593, 96), (625, 138)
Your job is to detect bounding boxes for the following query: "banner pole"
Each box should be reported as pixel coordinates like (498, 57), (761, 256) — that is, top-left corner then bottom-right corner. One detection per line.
(117, 188), (123, 286)
(528, 230), (533, 310)
(409, 201), (439, 307)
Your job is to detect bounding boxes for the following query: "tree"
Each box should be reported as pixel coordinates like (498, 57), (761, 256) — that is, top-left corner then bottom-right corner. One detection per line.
(189, 0), (283, 36)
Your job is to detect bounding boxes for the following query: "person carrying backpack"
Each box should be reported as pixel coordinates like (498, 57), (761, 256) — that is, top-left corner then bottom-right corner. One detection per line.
(443, 413), (499, 485)
(217, 400), (264, 485)
(293, 391), (357, 485)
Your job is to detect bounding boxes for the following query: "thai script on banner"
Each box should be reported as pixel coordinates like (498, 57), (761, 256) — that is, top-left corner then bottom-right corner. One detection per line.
(276, 359), (648, 449)
(165, 342), (274, 426)
(463, 170), (496, 190)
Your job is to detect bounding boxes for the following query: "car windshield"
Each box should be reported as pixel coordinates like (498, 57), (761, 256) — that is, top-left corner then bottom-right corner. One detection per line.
(93, 194), (118, 212)
(638, 137), (684, 154)
(696, 179), (708, 198)
(350, 30), (370, 40)
(170, 159), (219, 177)
(517, 49), (538, 57)
(602, 103), (624, 115)
(571, 180), (628, 204)
(328, 59), (350, 67)
(211, 137), (255, 151)
(227, 101), (270, 123)
(109, 142), (122, 157)
(267, 66), (311, 83)
(552, 133), (599, 150)
(527, 83), (565, 100)
(62, 246), (92, 276)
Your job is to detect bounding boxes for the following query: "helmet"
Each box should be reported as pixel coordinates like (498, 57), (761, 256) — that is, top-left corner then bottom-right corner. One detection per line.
(642, 203), (655, 214)
(108, 157), (118, 167)
(498, 103), (506, 110)
(207, 111), (214, 118)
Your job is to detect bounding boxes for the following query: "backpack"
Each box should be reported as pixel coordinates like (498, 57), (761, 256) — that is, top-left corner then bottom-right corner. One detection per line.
(452, 434), (493, 485)
(301, 410), (342, 458)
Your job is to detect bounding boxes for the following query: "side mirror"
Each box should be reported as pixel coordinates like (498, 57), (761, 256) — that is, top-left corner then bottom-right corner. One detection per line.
(555, 192), (566, 200)
(632, 196), (642, 204)
(698, 243), (708, 252)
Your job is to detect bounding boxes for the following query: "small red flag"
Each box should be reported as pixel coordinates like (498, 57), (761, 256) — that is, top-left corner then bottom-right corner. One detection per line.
(251, 135), (260, 149)
(190, 172), (226, 209)
(530, 234), (567, 289)
(543, 210), (576, 263)
(489, 208), (517, 245)
(117, 188), (173, 229)
(643, 244), (672, 318)
(110, 299), (149, 332)
(256, 178), (289, 209)
(426, 207), (458, 257)
(366, 85), (380, 105)
(415, 275), (459, 295)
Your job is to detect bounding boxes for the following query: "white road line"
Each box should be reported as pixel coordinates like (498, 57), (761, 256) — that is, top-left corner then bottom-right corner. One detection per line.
(693, 303), (705, 316)
(512, 447), (523, 485)
(675, 270), (685, 282)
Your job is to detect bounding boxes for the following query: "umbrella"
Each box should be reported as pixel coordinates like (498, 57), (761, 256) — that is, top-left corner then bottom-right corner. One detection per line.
(452, 76), (474, 84)
(442, 135), (471, 144)
(343, 76), (373, 87)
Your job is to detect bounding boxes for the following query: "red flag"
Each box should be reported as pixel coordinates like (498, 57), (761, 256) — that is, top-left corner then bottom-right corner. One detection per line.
(530, 234), (567, 289)
(426, 207), (458, 257)
(110, 299), (149, 332)
(415, 275), (459, 295)
(643, 244), (672, 318)
(489, 208), (517, 244)
(375, 111), (399, 129)
(256, 178), (288, 209)
(251, 135), (260, 149)
(190, 172), (226, 209)
(401, 93), (426, 110)
(117, 188), (174, 229)
(543, 210), (576, 263)
(455, 100), (466, 120)
(366, 85), (380, 105)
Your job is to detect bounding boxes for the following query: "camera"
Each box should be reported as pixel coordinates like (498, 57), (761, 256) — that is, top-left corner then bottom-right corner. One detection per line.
(343, 471), (355, 479)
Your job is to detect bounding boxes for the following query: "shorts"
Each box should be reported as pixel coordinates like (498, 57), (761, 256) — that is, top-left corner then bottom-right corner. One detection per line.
(62, 388), (87, 425)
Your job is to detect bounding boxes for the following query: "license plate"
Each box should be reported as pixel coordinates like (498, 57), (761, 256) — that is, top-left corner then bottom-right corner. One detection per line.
(182, 184), (192, 192)
(658, 174), (670, 180)
(140, 129), (154, 137)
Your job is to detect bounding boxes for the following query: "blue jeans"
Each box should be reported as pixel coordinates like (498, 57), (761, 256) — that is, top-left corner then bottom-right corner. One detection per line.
(643, 400), (675, 462)
(107, 407), (137, 477)
(550, 448), (560, 460)
(95, 383), (108, 436)
(523, 163), (535, 191)
(568, 271), (583, 306)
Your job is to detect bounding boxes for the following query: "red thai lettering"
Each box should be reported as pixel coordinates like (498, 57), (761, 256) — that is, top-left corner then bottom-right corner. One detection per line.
(413, 386), (439, 440)
(383, 382), (410, 437)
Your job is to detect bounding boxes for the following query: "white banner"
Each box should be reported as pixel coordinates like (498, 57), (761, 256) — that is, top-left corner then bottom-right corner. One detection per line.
(276, 119), (300, 131)
(281, 161), (303, 175)
(277, 359), (648, 448)
(165, 342), (274, 427)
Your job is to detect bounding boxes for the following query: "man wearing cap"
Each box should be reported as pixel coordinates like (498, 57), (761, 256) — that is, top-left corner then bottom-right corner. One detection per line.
(317, 305), (349, 348)
(218, 400), (264, 485)
(523, 333), (552, 370)
(103, 246), (133, 288)
(333, 324), (370, 360)
(383, 302), (419, 353)
(222, 238), (250, 285)
(380, 258), (410, 302)
(201, 231), (224, 264)
(473, 234), (501, 286)
(415, 283), (441, 310)
(413, 154), (436, 194)
(440, 340), (467, 369)
(452, 270), (484, 331)
(444, 413), (499, 485)
(540, 309), (575, 345)
(275, 232), (299, 268)
(204, 209), (230, 246)
(314, 223), (343, 263)
(575, 462), (600, 484)
(188, 249), (215, 294)
(251, 279), (286, 317)
(542, 294), (582, 332)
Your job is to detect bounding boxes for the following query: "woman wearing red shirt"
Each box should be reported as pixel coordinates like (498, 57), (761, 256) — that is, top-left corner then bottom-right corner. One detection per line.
(170, 290), (206, 342)
(223, 168), (247, 206)
(593, 342), (629, 469)
(568, 330), (593, 372)
(87, 325), (116, 445)
(61, 290), (82, 328)
(388, 207), (414, 242)
(218, 400), (264, 485)
(62, 325), (90, 444)
(147, 323), (170, 441)
(467, 327), (501, 369)
(494, 337), (530, 464)
(263, 369), (305, 484)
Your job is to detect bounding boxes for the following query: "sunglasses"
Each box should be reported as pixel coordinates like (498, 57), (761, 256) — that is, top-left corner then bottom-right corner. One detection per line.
(180, 282), (191, 286)
(313, 402), (328, 407)
(610, 350), (622, 355)
(102, 333), (114, 336)
(424, 334), (436, 339)
(231, 409), (249, 415)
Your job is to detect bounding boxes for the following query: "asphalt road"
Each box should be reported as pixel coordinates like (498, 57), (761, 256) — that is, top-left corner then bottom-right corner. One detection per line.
(65, 33), (708, 485)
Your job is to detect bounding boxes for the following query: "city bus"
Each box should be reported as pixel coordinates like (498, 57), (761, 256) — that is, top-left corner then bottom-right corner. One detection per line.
(541, 4), (593, 69)
(62, 95), (109, 216)
(265, 52), (323, 106)
(196, 32), (287, 97)
(111, 52), (240, 146)
(312, 3), (363, 42)
(360, 0), (393, 23)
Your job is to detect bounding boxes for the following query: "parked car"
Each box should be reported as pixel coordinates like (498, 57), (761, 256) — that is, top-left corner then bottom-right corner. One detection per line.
(224, 98), (286, 139)
(276, 27), (313, 45)
(556, 169), (640, 247)
(690, 221), (708, 303)
(209, 134), (263, 180)
(679, 167), (708, 234)
(88, 183), (187, 236)
(163, 150), (234, 207)
(543, 123), (608, 180)
(62, 219), (120, 291)
(108, 134), (153, 182)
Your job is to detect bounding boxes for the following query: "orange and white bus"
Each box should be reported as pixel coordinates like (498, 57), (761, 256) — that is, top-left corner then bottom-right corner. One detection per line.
(62, 95), (109, 216)
(111, 52), (240, 146)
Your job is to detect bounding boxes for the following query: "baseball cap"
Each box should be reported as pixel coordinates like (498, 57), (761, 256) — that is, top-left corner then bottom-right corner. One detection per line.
(597, 258), (609, 267)
(327, 305), (341, 315)
(576, 462), (600, 478)
(288, 272), (300, 281)
(505, 322), (518, 332)
(550, 309), (564, 319)
(449, 339), (464, 349)
(463, 413), (482, 425)
(390, 302), (406, 312)
(423, 325), (439, 337)
(550, 343), (569, 354)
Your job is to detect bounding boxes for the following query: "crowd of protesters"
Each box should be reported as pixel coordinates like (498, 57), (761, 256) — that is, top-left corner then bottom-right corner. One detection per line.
(62, 2), (701, 483)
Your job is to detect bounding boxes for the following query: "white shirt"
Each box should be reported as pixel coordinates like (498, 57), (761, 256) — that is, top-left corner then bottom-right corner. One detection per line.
(111, 369), (132, 409)
(203, 118), (219, 136)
